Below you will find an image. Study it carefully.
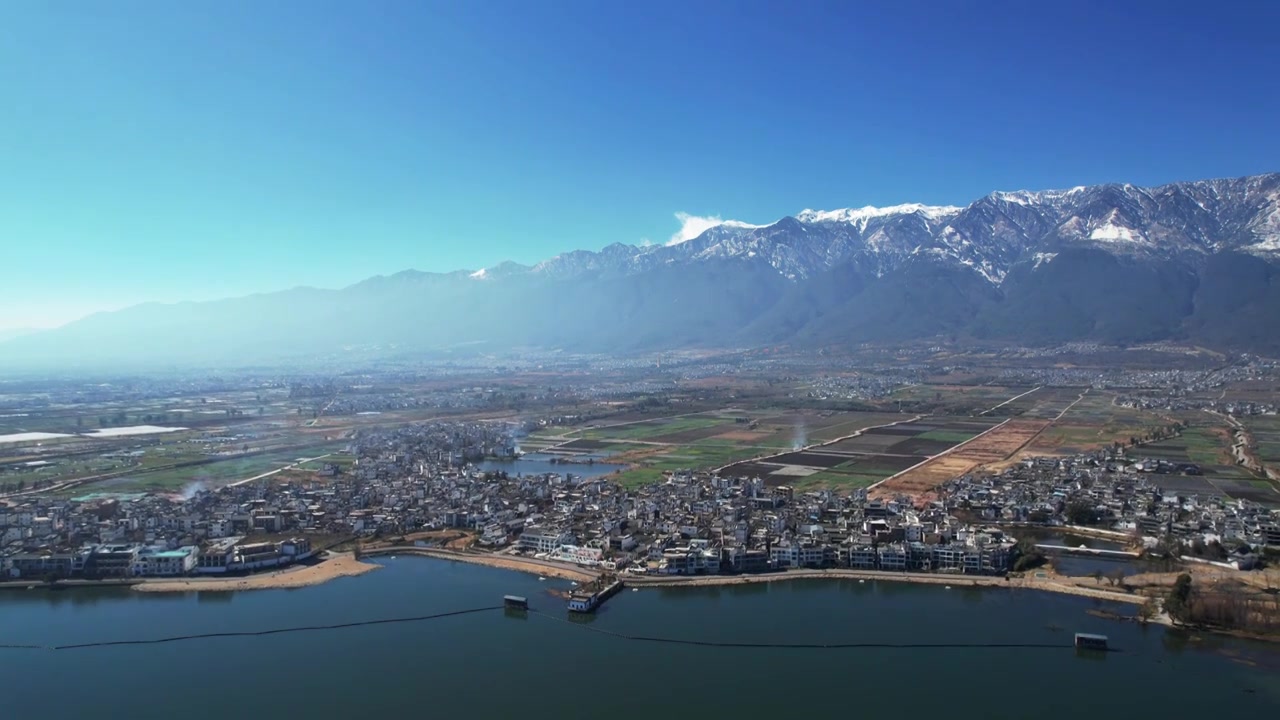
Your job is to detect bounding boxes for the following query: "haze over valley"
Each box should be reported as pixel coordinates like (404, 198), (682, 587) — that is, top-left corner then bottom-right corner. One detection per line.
(4, 172), (1278, 369)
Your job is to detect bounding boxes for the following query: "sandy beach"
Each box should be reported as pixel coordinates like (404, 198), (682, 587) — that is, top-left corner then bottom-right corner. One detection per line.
(624, 567), (1150, 605)
(135, 552), (379, 593)
(364, 546), (599, 583)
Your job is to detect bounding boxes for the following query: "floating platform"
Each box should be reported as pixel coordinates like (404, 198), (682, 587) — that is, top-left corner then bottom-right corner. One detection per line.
(503, 595), (528, 610)
(1074, 632), (1109, 651)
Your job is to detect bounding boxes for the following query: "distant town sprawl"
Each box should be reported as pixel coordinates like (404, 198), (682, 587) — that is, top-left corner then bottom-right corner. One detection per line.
(2, 416), (1276, 582)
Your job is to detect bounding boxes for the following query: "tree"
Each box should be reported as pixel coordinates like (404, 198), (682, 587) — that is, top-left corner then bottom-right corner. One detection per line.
(1065, 500), (1097, 526)
(1165, 573), (1193, 625)
(1108, 567), (1126, 587)
(1093, 569), (1105, 585)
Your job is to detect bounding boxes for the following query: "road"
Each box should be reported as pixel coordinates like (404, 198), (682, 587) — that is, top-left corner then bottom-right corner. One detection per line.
(227, 453), (333, 487)
(979, 386), (1042, 416)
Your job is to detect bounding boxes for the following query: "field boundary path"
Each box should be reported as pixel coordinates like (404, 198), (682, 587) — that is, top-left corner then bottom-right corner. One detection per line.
(979, 386), (1041, 416)
(227, 453), (333, 487)
(711, 416), (924, 474)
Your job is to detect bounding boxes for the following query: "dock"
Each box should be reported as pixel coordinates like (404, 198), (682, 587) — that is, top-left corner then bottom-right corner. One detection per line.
(567, 575), (624, 613)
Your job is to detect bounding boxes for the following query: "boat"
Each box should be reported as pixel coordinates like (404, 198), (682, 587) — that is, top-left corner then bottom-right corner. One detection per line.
(538, 576), (546, 581)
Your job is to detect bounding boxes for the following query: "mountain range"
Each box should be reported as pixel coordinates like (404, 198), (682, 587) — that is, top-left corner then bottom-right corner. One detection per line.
(5, 172), (1280, 369)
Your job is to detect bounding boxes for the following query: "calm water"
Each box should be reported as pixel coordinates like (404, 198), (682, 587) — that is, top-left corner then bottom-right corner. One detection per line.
(3, 558), (1278, 719)
(478, 452), (623, 479)
(1021, 529), (1150, 578)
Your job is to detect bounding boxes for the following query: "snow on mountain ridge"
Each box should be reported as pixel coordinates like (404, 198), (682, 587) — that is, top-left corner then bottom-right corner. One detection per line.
(521, 173), (1280, 283)
(796, 203), (962, 225)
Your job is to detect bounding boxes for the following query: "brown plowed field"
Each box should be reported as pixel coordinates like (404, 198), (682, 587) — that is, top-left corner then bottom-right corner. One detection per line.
(870, 420), (1049, 501)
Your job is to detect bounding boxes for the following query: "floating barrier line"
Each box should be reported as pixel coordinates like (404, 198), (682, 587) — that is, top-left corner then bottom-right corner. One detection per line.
(2, 606), (504, 651)
(529, 610), (1114, 651)
(2, 604), (1117, 653)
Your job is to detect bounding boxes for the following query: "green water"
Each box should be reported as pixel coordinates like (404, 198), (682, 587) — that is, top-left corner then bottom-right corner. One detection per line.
(2, 558), (1278, 719)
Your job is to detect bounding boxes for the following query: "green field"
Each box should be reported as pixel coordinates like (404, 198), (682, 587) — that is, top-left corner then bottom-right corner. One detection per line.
(577, 415), (733, 441)
(916, 429), (976, 443)
(788, 470), (886, 491)
(1140, 427), (1250, 479)
(55, 443), (349, 494)
(1244, 416), (1280, 471)
(1022, 392), (1175, 455)
(609, 441), (778, 488)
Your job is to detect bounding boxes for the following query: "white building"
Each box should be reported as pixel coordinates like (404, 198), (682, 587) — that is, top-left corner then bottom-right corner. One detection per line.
(518, 528), (574, 553)
(133, 546), (199, 576)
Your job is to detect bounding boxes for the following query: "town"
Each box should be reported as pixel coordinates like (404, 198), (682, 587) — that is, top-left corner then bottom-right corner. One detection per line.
(4, 418), (1277, 584)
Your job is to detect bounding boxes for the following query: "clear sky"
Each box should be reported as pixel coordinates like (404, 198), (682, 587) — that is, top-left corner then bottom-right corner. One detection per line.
(2, 0), (1278, 330)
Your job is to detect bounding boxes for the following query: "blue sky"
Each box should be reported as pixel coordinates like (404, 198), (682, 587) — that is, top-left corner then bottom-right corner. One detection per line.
(2, 1), (1278, 330)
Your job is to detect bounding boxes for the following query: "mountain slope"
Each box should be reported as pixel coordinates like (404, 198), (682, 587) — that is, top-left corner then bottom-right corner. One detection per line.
(4, 172), (1279, 368)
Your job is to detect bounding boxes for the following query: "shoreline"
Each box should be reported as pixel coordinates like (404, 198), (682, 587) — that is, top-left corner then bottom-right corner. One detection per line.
(368, 547), (1152, 608)
(133, 552), (380, 593)
(362, 546), (599, 582)
(623, 567), (1151, 605)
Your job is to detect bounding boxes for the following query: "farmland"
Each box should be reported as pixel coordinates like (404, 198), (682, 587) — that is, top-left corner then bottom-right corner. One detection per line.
(869, 419), (1048, 501)
(1139, 426), (1251, 479)
(528, 410), (923, 489)
(1018, 391), (1176, 457)
(1243, 415), (1280, 476)
(719, 416), (1001, 491)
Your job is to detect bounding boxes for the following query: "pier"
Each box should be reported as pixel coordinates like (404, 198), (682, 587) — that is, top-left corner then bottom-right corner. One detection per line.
(568, 575), (624, 613)
(1035, 544), (1139, 559)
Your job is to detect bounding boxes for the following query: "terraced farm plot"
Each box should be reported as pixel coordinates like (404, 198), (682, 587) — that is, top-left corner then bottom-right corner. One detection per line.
(1244, 416), (1280, 472)
(871, 419), (1047, 502)
(978, 387), (1045, 417)
(1020, 387), (1088, 419)
(1209, 478), (1280, 506)
(714, 415), (991, 491)
(1139, 427), (1250, 479)
(70, 444), (348, 493)
(648, 424), (742, 444)
(886, 437), (960, 456)
(1021, 392), (1174, 456)
(1148, 474), (1222, 496)
(578, 415), (736, 442)
(765, 451), (852, 468)
(746, 412), (906, 446)
(824, 434), (907, 453)
(552, 439), (611, 452)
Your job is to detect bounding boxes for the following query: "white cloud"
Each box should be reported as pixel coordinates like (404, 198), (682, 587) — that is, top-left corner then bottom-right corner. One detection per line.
(666, 212), (763, 246)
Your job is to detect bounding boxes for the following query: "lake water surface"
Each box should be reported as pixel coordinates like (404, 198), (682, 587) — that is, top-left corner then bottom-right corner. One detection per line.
(2, 557), (1278, 719)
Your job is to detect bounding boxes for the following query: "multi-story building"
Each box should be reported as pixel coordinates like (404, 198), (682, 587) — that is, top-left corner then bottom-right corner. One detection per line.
(518, 528), (574, 553)
(133, 546), (199, 576)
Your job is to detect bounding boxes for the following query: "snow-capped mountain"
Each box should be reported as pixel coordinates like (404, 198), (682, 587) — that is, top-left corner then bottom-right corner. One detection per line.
(5, 172), (1280, 369)
(505, 172), (1280, 285)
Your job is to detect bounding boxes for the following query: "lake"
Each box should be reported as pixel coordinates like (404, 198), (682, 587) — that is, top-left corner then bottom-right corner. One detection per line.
(2, 557), (1278, 719)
